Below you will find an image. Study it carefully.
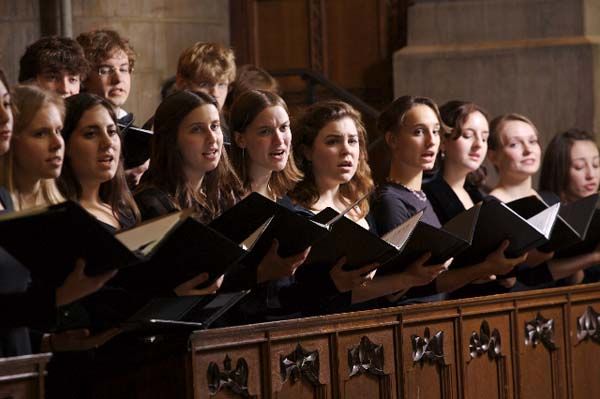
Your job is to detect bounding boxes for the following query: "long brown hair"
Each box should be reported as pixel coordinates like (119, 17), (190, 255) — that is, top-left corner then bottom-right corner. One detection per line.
(290, 100), (373, 218)
(138, 90), (244, 222)
(229, 89), (302, 198)
(59, 92), (140, 224)
(539, 128), (598, 199)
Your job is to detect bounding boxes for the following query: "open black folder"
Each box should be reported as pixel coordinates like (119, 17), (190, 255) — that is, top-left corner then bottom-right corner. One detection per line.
(121, 290), (250, 332)
(0, 201), (257, 289)
(209, 193), (331, 266)
(452, 198), (560, 267)
(377, 204), (480, 275)
(506, 193), (598, 253)
(306, 208), (424, 271)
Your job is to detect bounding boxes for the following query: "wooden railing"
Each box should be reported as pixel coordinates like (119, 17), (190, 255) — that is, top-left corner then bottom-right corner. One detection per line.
(70, 282), (600, 398)
(0, 353), (51, 399)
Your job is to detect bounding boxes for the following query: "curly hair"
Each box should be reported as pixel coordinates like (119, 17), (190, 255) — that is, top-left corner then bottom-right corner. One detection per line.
(177, 42), (236, 85)
(289, 100), (373, 218)
(540, 128), (598, 198)
(59, 93), (140, 224)
(19, 36), (89, 82)
(137, 90), (244, 223)
(229, 89), (302, 198)
(76, 29), (136, 71)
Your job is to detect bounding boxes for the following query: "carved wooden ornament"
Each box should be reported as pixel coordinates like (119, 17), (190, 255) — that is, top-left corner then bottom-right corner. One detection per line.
(280, 343), (320, 386)
(577, 306), (600, 344)
(411, 327), (446, 365)
(348, 335), (385, 377)
(524, 312), (557, 351)
(469, 320), (502, 359)
(207, 355), (250, 397)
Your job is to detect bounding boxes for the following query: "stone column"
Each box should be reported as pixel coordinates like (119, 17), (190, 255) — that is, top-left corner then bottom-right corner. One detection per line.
(393, 0), (600, 142)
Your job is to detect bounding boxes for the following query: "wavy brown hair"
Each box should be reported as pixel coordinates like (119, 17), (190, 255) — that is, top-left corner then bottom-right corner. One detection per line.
(290, 100), (373, 218)
(59, 92), (140, 224)
(137, 90), (244, 222)
(229, 89), (302, 198)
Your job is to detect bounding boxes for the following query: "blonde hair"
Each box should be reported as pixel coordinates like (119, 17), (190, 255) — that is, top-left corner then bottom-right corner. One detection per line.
(1, 85), (65, 210)
(176, 42), (236, 85)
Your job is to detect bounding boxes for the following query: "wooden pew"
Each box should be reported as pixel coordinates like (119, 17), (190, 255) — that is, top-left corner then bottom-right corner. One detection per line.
(82, 282), (600, 399)
(0, 353), (51, 399)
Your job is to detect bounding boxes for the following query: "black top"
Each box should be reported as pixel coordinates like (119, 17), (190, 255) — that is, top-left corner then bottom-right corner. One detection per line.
(423, 174), (484, 225)
(134, 186), (178, 222)
(370, 183), (442, 303)
(371, 182), (441, 237)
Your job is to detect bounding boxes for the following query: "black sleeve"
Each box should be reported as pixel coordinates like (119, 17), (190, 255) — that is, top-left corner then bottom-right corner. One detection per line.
(134, 188), (177, 221)
(371, 191), (412, 236)
(516, 263), (554, 286)
(0, 285), (57, 328)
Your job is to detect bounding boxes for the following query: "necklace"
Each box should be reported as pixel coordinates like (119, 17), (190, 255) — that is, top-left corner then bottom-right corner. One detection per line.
(386, 177), (428, 202)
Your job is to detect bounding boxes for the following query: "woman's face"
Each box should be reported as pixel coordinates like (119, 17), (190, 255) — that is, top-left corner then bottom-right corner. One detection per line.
(67, 104), (121, 186)
(490, 120), (541, 178)
(177, 104), (223, 180)
(443, 110), (489, 173)
(387, 104), (440, 173)
(564, 140), (600, 201)
(235, 105), (291, 174)
(13, 103), (64, 181)
(306, 116), (360, 189)
(0, 80), (13, 155)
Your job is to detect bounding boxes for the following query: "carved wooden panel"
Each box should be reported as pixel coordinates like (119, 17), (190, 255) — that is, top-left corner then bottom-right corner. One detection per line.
(271, 338), (330, 399)
(402, 321), (457, 399)
(570, 303), (600, 399)
(516, 308), (566, 399)
(337, 329), (396, 399)
(462, 316), (513, 399)
(193, 347), (262, 399)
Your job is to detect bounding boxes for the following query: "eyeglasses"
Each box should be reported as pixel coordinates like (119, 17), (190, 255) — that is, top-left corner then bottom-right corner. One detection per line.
(97, 65), (133, 77)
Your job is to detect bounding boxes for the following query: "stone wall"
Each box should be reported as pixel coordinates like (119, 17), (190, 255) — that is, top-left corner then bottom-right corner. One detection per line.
(394, 0), (600, 148)
(0, 0), (230, 122)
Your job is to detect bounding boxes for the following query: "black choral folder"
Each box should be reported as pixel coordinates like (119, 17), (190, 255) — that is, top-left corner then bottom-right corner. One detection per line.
(118, 123), (153, 169)
(452, 198), (560, 267)
(377, 203), (480, 275)
(506, 193), (598, 253)
(0, 201), (253, 289)
(306, 208), (424, 271)
(122, 290), (250, 332)
(210, 192), (330, 266)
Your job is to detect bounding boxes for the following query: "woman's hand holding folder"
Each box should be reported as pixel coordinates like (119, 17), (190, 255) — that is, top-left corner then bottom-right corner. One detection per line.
(256, 240), (311, 284)
(174, 273), (224, 296)
(329, 256), (379, 293)
(55, 258), (117, 307)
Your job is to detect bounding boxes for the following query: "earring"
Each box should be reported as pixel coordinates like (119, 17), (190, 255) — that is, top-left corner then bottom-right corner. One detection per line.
(440, 151), (446, 160)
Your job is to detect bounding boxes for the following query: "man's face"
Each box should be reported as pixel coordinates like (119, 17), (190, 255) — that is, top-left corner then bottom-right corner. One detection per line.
(177, 76), (229, 111)
(85, 49), (132, 109)
(35, 70), (81, 98)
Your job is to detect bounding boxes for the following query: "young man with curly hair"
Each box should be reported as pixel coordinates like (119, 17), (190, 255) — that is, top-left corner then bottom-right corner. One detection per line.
(19, 36), (89, 98)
